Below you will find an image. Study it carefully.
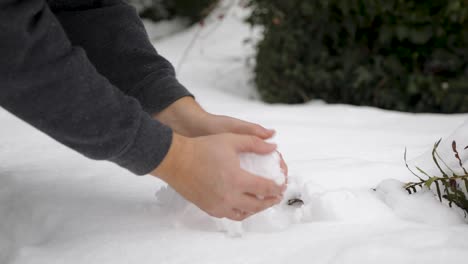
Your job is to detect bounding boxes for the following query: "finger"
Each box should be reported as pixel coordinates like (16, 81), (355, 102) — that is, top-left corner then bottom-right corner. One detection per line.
(230, 135), (277, 155)
(227, 208), (251, 221)
(239, 171), (286, 197)
(235, 194), (281, 214)
(277, 151), (289, 176)
(229, 118), (275, 139)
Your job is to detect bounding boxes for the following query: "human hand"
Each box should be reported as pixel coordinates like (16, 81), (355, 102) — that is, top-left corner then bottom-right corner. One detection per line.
(151, 133), (286, 221)
(153, 97), (274, 138)
(154, 97), (288, 176)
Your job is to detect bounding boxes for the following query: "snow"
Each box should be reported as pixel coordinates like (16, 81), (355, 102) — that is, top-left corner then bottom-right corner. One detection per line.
(239, 152), (286, 186)
(155, 152), (290, 237)
(142, 18), (190, 41)
(375, 179), (465, 225)
(408, 119), (468, 177)
(1, 1), (468, 263)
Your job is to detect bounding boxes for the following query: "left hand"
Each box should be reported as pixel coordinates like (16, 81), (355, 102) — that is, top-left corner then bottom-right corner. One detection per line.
(153, 96), (288, 175)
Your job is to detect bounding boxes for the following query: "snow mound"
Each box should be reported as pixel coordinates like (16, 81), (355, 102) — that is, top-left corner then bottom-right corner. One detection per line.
(409, 119), (468, 177)
(156, 178), (305, 236)
(375, 179), (466, 225)
(156, 153), (467, 237)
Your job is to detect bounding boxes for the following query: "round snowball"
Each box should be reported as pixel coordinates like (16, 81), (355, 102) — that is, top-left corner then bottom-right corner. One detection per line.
(239, 152), (286, 186)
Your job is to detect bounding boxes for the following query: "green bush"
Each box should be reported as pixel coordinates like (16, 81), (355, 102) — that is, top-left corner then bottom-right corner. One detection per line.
(247, 0), (468, 113)
(134, 0), (219, 23)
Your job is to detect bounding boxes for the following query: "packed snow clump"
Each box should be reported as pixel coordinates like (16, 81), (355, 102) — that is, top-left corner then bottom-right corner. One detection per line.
(239, 152), (286, 185)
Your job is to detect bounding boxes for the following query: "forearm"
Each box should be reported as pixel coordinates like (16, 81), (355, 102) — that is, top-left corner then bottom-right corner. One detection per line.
(51, 0), (193, 116)
(153, 97), (212, 137)
(0, 0), (172, 175)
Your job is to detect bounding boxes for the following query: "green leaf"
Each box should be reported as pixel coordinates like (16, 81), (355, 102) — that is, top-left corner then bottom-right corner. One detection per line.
(424, 177), (438, 188)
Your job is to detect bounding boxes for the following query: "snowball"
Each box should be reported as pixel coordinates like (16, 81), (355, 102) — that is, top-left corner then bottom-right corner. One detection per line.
(239, 152), (286, 185)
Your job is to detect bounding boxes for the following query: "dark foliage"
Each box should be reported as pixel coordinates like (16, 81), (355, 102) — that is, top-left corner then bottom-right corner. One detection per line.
(247, 0), (468, 113)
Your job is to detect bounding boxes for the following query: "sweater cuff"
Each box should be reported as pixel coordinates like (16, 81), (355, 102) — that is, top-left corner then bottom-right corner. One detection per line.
(131, 74), (194, 115)
(109, 113), (173, 175)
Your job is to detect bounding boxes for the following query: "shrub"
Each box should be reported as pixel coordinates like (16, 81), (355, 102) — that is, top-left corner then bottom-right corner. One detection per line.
(246, 0), (468, 113)
(132, 0), (219, 23)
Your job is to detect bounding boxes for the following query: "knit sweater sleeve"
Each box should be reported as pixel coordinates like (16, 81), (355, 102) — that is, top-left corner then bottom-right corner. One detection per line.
(50, 0), (193, 116)
(0, 0), (174, 175)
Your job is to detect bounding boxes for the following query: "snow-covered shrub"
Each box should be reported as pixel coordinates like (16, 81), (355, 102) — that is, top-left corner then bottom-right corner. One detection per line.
(130, 0), (219, 23)
(247, 0), (468, 113)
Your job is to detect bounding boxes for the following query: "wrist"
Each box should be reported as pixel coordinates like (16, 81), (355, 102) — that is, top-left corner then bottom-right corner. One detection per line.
(153, 97), (208, 137)
(151, 132), (193, 184)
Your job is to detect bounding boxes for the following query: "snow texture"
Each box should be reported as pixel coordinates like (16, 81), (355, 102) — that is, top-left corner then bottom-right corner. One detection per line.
(409, 119), (468, 177)
(375, 179), (466, 225)
(155, 152), (291, 236)
(239, 152), (286, 186)
(156, 152), (467, 236)
(1, 1), (468, 263)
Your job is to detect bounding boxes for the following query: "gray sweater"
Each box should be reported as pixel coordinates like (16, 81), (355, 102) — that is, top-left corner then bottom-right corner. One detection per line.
(0, 0), (192, 175)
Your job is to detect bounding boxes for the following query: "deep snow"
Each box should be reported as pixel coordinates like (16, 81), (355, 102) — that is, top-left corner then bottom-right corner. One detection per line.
(1, 1), (468, 263)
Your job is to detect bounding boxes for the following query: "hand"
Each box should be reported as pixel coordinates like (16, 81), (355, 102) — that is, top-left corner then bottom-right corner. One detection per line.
(151, 133), (286, 221)
(153, 97), (274, 139)
(154, 97), (288, 176)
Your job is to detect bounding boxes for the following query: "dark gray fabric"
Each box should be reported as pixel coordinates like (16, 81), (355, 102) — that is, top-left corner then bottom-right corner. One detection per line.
(51, 0), (192, 115)
(0, 0), (192, 175)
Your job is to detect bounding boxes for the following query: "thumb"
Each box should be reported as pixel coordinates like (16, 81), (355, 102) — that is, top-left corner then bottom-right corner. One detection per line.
(230, 134), (277, 155)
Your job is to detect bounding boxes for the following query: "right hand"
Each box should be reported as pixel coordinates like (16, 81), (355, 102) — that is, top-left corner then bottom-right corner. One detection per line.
(151, 133), (286, 221)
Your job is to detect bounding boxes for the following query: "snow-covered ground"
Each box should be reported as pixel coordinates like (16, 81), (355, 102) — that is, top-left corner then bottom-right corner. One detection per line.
(1, 2), (468, 263)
